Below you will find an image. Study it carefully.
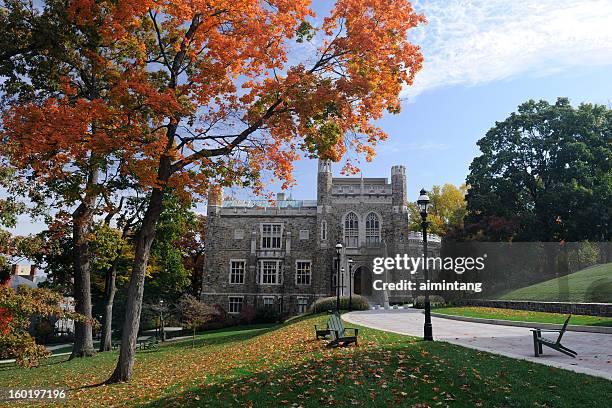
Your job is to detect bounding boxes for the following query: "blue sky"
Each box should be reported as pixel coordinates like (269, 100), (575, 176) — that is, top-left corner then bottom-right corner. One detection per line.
(224, 0), (612, 203)
(8, 0), (612, 234)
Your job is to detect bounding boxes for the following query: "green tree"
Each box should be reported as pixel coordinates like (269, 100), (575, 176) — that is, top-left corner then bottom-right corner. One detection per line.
(465, 98), (612, 242)
(144, 196), (195, 302)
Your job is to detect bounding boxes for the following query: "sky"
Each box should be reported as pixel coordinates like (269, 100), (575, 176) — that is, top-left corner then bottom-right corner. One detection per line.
(223, 0), (612, 202)
(8, 0), (612, 235)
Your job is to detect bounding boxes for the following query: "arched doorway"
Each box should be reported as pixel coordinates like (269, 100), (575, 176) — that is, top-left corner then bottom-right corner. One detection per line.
(352, 266), (372, 296)
(353, 267), (362, 295)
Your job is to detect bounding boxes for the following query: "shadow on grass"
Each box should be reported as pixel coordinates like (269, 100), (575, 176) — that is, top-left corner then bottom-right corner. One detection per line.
(143, 339), (612, 408)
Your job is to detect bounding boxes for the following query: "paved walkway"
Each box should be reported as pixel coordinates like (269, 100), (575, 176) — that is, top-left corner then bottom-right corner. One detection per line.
(344, 309), (612, 380)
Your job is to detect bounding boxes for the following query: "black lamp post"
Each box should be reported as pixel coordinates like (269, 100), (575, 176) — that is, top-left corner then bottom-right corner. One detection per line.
(418, 188), (434, 341)
(348, 259), (354, 311)
(335, 242), (343, 313)
(159, 299), (166, 342)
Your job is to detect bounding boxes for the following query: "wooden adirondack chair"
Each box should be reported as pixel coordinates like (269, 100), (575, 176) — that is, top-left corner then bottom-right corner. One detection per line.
(314, 321), (331, 340)
(314, 311), (336, 340)
(326, 314), (359, 348)
(530, 315), (577, 358)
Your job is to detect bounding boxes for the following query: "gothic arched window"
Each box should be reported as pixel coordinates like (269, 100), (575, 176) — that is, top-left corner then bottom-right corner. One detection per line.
(365, 212), (381, 245)
(344, 212), (359, 248)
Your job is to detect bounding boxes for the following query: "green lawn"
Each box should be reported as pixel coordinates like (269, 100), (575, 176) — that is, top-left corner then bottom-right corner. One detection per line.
(433, 306), (612, 327)
(499, 263), (612, 302)
(1, 315), (610, 407)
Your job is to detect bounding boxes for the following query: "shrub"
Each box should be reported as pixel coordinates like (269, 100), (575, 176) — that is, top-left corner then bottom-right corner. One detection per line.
(199, 304), (236, 330)
(253, 307), (280, 324)
(412, 295), (446, 309)
(239, 305), (257, 324)
(310, 295), (369, 313)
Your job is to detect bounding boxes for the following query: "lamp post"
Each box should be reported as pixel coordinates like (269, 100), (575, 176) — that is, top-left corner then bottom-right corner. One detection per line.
(335, 242), (343, 313)
(418, 188), (434, 341)
(348, 259), (354, 311)
(159, 299), (166, 342)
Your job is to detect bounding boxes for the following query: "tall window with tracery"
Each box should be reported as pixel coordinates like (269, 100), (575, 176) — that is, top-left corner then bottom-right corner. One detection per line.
(365, 212), (381, 245)
(344, 212), (359, 248)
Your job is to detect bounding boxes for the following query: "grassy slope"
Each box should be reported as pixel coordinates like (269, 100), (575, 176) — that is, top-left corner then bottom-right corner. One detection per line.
(499, 263), (612, 302)
(433, 306), (612, 327)
(0, 316), (610, 407)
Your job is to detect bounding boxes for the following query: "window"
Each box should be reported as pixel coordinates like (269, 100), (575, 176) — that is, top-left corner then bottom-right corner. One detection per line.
(320, 220), (327, 241)
(295, 261), (312, 285)
(297, 297), (309, 314)
(344, 212), (359, 248)
(234, 229), (244, 240)
(259, 260), (281, 284)
(299, 230), (309, 240)
(365, 212), (381, 245)
(228, 297), (243, 314)
(229, 260), (246, 284)
(263, 296), (275, 308)
(261, 223), (282, 249)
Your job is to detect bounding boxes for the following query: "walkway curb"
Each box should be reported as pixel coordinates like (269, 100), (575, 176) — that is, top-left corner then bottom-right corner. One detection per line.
(343, 311), (612, 381)
(429, 312), (612, 334)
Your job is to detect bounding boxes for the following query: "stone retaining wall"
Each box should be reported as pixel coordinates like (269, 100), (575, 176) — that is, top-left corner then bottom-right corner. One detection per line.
(457, 299), (612, 317)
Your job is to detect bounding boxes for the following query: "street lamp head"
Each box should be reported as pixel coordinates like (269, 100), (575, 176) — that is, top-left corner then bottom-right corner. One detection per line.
(335, 242), (343, 255)
(417, 188), (430, 214)
(347, 259), (354, 265)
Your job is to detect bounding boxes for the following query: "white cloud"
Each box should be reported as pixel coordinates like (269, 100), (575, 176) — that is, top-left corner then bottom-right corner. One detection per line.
(404, 0), (612, 97)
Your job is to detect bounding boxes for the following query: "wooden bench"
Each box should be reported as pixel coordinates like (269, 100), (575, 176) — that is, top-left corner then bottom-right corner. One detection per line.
(530, 315), (577, 358)
(326, 314), (358, 348)
(138, 336), (159, 351)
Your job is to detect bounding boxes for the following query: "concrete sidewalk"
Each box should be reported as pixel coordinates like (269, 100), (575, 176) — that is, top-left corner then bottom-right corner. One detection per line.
(344, 309), (612, 380)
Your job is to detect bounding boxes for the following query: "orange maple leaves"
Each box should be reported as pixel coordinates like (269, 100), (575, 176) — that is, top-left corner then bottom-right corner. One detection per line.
(2, 0), (426, 198)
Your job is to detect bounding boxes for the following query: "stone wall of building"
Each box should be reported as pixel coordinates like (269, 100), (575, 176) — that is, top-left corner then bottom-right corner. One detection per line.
(202, 161), (441, 316)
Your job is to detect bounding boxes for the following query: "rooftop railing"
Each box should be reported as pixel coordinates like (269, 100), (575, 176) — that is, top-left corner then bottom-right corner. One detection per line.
(222, 199), (317, 208)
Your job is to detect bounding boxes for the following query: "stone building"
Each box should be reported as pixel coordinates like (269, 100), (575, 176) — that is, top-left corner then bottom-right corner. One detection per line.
(201, 160), (440, 316)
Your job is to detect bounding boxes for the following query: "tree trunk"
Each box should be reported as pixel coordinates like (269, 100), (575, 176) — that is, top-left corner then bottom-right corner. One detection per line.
(107, 186), (166, 382)
(99, 260), (118, 352)
(70, 170), (99, 359)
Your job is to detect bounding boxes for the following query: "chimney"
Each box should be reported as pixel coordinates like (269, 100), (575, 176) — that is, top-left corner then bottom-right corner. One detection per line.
(207, 185), (223, 216)
(29, 265), (37, 281)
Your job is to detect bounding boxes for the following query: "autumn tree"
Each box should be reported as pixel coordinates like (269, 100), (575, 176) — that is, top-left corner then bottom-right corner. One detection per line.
(408, 183), (467, 236)
(177, 294), (216, 348)
(0, 0), (156, 358)
(0, 285), (86, 367)
(95, 0), (426, 382)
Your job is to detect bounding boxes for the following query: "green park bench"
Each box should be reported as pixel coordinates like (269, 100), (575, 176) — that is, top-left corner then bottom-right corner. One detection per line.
(530, 315), (577, 358)
(138, 336), (159, 351)
(326, 313), (359, 348)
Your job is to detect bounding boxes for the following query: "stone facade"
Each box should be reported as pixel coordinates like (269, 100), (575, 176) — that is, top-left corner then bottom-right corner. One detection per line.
(202, 160), (440, 316)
